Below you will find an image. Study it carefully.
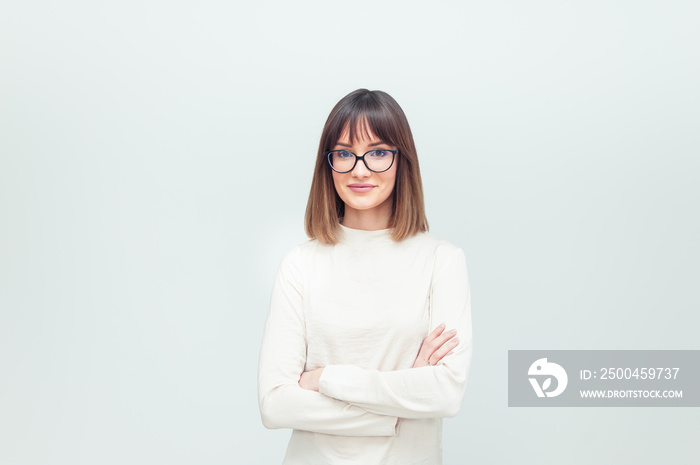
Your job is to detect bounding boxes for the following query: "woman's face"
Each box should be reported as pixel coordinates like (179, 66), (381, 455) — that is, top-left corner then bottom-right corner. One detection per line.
(331, 125), (398, 226)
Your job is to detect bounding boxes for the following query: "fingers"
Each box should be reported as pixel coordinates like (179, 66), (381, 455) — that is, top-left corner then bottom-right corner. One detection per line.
(425, 328), (456, 357)
(413, 323), (458, 368)
(428, 336), (459, 366)
(425, 322), (446, 343)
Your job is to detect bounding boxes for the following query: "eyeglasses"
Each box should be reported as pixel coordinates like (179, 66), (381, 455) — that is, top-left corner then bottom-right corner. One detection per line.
(326, 149), (398, 173)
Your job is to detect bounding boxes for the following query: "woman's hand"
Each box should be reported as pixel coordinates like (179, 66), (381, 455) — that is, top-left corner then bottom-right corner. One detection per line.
(412, 323), (459, 368)
(299, 367), (325, 391)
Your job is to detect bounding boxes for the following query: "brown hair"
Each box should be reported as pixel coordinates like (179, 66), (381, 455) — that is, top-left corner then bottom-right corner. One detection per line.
(304, 89), (428, 244)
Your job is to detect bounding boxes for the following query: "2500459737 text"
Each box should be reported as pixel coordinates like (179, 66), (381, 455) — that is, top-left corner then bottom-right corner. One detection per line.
(579, 368), (679, 380)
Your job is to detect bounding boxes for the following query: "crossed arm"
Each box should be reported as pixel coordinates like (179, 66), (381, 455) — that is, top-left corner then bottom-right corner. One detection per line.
(299, 323), (459, 389)
(257, 246), (472, 436)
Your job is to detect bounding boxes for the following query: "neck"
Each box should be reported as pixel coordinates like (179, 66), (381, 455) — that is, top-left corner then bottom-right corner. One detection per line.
(342, 202), (392, 231)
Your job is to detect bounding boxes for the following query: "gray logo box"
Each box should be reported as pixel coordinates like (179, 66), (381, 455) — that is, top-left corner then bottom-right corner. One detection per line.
(508, 350), (700, 407)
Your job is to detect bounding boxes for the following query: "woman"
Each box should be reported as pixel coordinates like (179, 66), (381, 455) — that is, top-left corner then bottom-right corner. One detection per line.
(258, 89), (473, 465)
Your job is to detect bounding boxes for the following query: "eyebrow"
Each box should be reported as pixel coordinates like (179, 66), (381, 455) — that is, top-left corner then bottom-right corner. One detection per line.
(335, 141), (389, 148)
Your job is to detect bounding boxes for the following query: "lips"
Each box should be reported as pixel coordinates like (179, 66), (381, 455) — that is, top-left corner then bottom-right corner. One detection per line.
(348, 184), (375, 193)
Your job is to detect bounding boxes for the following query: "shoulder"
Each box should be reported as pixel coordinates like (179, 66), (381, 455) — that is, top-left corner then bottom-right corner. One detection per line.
(277, 239), (320, 272)
(410, 232), (465, 261)
(409, 234), (470, 291)
(407, 233), (468, 281)
(272, 240), (319, 290)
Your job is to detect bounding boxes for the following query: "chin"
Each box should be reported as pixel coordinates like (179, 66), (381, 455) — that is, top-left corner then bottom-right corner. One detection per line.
(340, 193), (375, 208)
(344, 195), (392, 212)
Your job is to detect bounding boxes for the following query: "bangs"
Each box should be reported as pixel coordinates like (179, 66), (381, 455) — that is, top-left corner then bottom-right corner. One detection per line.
(342, 113), (399, 147)
(324, 92), (404, 150)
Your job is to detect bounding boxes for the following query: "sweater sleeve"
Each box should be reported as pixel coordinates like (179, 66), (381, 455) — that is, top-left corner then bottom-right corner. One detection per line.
(257, 245), (399, 437)
(318, 246), (473, 419)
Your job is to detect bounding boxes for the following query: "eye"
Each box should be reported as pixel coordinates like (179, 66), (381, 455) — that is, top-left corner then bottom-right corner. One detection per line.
(337, 150), (353, 158)
(368, 150), (389, 158)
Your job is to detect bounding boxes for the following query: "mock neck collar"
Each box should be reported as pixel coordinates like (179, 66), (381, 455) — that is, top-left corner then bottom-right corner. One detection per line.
(338, 222), (392, 243)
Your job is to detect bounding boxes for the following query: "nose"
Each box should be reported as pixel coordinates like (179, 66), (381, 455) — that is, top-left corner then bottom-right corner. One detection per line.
(351, 157), (371, 178)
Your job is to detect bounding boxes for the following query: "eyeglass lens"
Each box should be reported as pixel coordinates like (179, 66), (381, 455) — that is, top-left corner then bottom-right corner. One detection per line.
(328, 150), (394, 173)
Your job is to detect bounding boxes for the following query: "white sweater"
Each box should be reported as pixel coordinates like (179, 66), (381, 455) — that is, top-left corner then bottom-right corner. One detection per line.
(258, 224), (473, 465)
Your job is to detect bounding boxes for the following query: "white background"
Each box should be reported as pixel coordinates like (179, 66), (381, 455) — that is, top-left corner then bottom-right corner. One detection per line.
(1, 1), (698, 464)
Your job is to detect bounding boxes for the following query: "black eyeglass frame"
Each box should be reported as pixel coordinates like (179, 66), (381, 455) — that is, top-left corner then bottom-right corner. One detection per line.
(325, 149), (398, 173)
